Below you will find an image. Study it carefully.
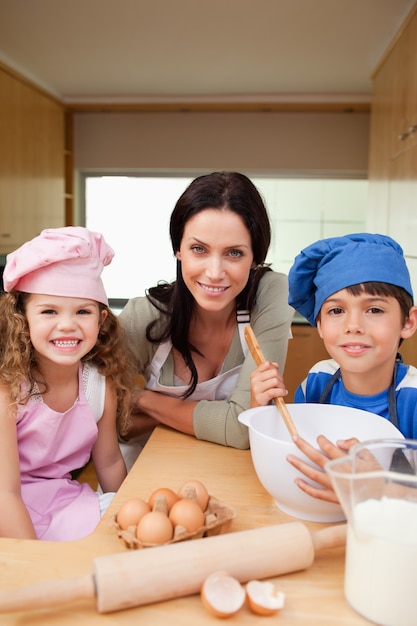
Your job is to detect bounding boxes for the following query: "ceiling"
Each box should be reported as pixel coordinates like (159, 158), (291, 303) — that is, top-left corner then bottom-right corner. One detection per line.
(0, 0), (415, 106)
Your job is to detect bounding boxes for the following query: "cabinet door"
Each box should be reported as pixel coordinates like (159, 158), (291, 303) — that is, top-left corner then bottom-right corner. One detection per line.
(0, 70), (65, 255)
(367, 46), (397, 231)
(0, 207), (19, 252)
(284, 326), (330, 402)
(0, 201), (29, 253)
(391, 11), (417, 157)
(400, 332), (417, 369)
(406, 12), (417, 146)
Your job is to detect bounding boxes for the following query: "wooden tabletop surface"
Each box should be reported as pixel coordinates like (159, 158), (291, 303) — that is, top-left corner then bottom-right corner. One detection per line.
(0, 426), (370, 624)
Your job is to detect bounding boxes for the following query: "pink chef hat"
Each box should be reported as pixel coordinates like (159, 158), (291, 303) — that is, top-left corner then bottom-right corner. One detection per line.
(3, 227), (114, 306)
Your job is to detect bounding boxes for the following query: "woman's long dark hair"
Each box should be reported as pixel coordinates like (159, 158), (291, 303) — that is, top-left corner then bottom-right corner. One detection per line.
(146, 172), (272, 397)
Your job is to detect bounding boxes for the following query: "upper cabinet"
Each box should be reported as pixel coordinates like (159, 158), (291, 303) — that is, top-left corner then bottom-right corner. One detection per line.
(0, 67), (66, 255)
(367, 3), (417, 280)
(389, 10), (417, 158)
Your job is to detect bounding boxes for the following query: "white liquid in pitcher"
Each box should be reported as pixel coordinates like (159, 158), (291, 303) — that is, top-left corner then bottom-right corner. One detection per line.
(345, 497), (417, 626)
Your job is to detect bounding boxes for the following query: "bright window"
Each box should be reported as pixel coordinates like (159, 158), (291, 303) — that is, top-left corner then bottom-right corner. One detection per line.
(84, 175), (368, 302)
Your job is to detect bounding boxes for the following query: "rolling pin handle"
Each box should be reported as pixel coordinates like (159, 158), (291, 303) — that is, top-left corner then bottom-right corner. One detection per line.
(0, 573), (95, 613)
(311, 524), (347, 552)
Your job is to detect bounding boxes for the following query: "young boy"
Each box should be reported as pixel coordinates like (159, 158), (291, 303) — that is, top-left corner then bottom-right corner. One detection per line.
(250, 233), (417, 503)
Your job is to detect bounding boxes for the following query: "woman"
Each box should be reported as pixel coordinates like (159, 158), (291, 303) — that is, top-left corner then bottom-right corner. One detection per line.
(119, 171), (294, 469)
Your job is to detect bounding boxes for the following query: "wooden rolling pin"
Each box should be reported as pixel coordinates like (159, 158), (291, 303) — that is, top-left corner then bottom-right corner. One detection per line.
(0, 522), (346, 614)
(244, 325), (298, 437)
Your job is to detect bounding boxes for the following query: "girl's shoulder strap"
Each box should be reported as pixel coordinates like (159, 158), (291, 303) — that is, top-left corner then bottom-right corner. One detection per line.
(82, 362), (106, 422)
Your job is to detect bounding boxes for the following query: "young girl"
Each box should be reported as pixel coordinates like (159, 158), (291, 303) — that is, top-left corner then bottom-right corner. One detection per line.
(0, 227), (133, 540)
(118, 172), (294, 470)
(250, 233), (417, 503)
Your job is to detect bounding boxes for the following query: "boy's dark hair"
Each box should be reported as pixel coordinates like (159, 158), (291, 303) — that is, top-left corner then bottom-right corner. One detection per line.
(345, 282), (413, 324)
(317, 281), (412, 323)
(316, 281), (413, 348)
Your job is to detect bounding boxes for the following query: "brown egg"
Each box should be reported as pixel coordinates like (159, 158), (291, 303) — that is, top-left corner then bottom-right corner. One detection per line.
(169, 498), (205, 532)
(246, 580), (285, 615)
(136, 511), (173, 544)
(148, 487), (179, 512)
(177, 479), (209, 511)
(116, 498), (150, 530)
(201, 571), (245, 618)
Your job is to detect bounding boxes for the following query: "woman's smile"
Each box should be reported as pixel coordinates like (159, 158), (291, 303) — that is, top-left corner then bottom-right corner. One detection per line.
(176, 208), (253, 312)
(197, 282), (230, 295)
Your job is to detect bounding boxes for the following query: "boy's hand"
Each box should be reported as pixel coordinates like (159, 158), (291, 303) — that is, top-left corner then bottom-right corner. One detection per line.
(286, 435), (359, 504)
(249, 361), (287, 408)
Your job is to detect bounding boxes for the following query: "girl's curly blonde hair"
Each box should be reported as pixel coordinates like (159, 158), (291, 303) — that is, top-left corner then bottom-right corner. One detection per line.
(0, 291), (135, 437)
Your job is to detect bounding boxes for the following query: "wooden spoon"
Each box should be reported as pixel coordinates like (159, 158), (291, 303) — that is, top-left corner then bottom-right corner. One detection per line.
(244, 325), (298, 437)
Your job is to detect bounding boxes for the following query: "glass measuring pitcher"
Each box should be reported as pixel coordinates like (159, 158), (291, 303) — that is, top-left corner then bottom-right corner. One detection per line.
(326, 439), (417, 626)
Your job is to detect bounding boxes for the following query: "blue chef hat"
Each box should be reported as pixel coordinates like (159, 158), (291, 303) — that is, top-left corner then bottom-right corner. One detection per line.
(288, 233), (414, 326)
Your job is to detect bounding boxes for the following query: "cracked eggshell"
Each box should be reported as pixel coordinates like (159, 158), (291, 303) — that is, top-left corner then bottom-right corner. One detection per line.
(246, 580), (285, 615)
(201, 571), (245, 618)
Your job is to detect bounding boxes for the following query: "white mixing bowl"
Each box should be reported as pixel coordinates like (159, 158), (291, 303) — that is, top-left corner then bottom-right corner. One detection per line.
(239, 403), (403, 523)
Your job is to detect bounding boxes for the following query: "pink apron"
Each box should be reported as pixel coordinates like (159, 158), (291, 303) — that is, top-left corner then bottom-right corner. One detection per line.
(17, 364), (101, 541)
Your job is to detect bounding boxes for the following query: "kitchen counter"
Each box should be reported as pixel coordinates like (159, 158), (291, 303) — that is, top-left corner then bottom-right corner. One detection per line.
(0, 426), (368, 624)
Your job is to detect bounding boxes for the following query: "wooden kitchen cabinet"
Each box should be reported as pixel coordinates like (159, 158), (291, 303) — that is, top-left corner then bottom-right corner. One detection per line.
(369, 4), (417, 163)
(0, 66), (66, 254)
(400, 332), (417, 369)
(389, 9), (417, 158)
(368, 5), (417, 183)
(284, 324), (330, 402)
(368, 3), (417, 280)
(367, 30), (398, 232)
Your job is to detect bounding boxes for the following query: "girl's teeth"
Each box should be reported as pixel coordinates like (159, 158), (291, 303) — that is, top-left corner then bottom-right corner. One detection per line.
(53, 340), (79, 347)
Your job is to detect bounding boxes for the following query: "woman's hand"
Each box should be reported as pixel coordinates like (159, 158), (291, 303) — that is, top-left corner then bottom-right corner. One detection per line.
(249, 361), (287, 408)
(286, 435), (359, 504)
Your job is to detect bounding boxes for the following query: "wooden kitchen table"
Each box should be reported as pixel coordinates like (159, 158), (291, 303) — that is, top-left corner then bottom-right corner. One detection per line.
(0, 426), (370, 625)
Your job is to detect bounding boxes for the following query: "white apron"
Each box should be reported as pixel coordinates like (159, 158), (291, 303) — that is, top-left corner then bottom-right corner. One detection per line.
(120, 311), (249, 470)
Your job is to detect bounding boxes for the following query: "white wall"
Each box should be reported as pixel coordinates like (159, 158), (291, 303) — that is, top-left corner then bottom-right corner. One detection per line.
(74, 111), (370, 173)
